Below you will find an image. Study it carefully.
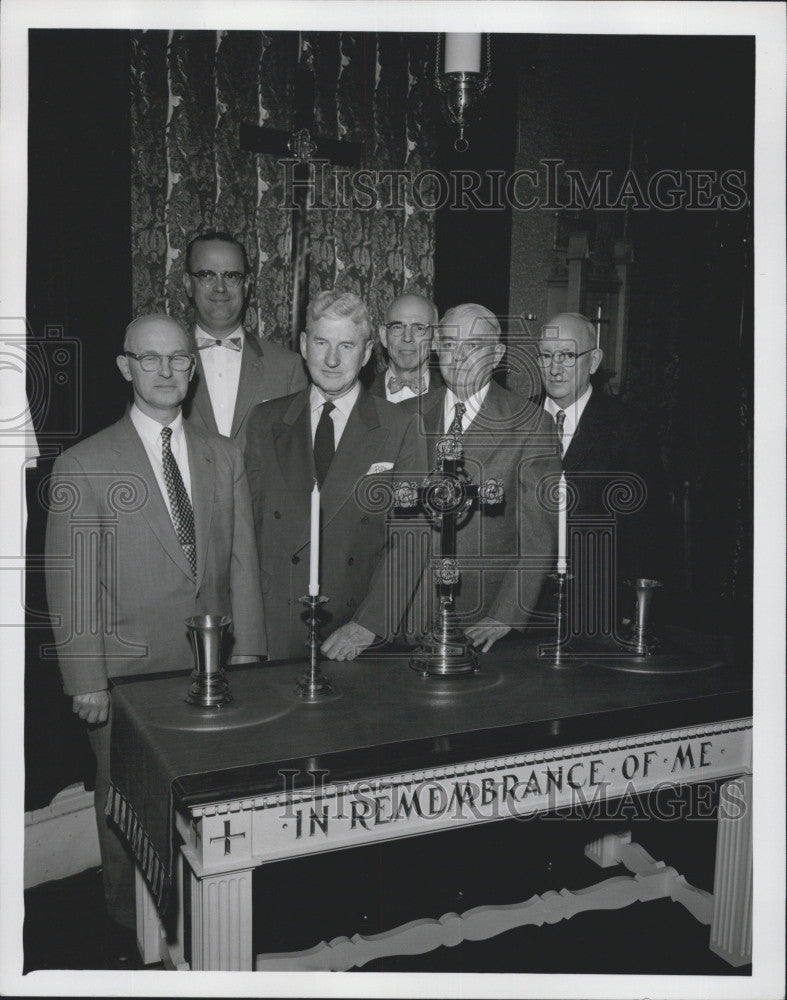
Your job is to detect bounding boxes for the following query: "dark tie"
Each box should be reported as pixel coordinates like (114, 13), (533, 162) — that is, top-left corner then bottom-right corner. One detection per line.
(447, 401), (466, 436)
(313, 401), (336, 487)
(196, 335), (242, 351)
(555, 409), (566, 457)
(388, 374), (425, 395)
(160, 426), (197, 578)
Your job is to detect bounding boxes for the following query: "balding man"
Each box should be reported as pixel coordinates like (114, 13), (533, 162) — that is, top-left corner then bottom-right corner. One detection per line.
(409, 303), (559, 651)
(537, 312), (671, 625)
(368, 293), (444, 402)
(45, 314), (266, 945)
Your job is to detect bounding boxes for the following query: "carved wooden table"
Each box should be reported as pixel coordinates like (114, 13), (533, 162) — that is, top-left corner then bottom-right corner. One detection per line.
(109, 635), (752, 972)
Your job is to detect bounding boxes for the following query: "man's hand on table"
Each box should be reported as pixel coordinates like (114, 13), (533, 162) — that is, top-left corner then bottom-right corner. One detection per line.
(321, 622), (375, 661)
(465, 618), (511, 653)
(72, 689), (110, 725)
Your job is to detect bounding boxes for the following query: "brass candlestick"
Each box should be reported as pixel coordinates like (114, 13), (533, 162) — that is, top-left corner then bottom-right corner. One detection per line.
(185, 614), (233, 708)
(296, 595), (332, 700)
(538, 571), (577, 669)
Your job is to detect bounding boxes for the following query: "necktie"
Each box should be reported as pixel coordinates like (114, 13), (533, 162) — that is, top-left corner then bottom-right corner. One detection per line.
(313, 402), (336, 487)
(196, 335), (242, 351)
(555, 409), (566, 457)
(161, 426), (197, 578)
(388, 374), (425, 395)
(447, 401), (466, 436)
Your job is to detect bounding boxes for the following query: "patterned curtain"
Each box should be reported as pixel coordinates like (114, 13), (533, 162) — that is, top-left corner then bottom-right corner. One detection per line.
(130, 30), (438, 346)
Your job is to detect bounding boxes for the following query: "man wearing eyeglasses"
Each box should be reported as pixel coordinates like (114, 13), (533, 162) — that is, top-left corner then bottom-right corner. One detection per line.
(408, 303), (559, 652)
(368, 293), (443, 402)
(45, 313), (266, 945)
(182, 231), (307, 447)
(537, 312), (671, 618)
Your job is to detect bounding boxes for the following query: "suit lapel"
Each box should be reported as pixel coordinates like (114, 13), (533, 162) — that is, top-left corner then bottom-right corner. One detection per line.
(184, 424), (216, 588)
(273, 390), (315, 519)
(110, 416), (194, 580)
(563, 390), (604, 470)
(230, 335), (264, 439)
(417, 388), (446, 470)
(319, 390), (390, 534)
(189, 354), (220, 435)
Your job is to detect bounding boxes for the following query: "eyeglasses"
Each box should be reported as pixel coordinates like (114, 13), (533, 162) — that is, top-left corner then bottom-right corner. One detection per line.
(188, 270), (247, 288)
(536, 348), (595, 368)
(384, 322), (433, 337)
(123, 352), (194, 372)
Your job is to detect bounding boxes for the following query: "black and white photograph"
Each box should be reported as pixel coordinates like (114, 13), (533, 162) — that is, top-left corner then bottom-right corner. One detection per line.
(1, 1), (784, 997)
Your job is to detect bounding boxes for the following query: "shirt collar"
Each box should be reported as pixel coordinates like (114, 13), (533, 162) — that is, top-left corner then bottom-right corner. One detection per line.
(310, 380), (361, 418)
(544, 384), (593, 423)
(130, 403), (185, 447)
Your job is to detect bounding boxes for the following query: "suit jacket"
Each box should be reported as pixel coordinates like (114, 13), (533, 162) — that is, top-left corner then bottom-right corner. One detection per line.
(183, 333), (307, 449)
(244, 387), (422, 660)
(44, 415), (267, 695)
(408, 382), (560, 631)
(558, 390), (671, 585)
(367, 364), (445, 401)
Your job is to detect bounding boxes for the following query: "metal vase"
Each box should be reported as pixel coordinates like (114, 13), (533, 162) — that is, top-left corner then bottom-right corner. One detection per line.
(185, 614), (233, 707)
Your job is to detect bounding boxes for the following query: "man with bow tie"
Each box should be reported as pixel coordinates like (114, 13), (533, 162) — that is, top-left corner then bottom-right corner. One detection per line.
(367, 293), (444, 402)
(245, 290), (421, 661)
(182, 231), (307, 448)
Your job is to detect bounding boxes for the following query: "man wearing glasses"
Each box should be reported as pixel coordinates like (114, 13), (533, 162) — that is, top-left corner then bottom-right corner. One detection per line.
(368, 293), (443, 402)
(408, 303), (559, 652)
(45, 314), (266, 949)
(182, 231), (307, 447)
(537, 312), (671, 623)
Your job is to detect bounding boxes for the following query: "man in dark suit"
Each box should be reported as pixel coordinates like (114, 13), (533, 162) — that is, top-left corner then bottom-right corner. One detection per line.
(182, 231), (307, 448)
(45, 314), (266, 936)
(367, 293), (444, 402)
(244, 291), (421, 662)
(410, 303), (559, 652)
(537, 312), (671, 630)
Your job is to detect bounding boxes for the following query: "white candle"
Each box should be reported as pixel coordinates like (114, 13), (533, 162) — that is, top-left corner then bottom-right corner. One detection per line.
(557, 473), (567, 574)
(595, 303), (602, 350)
(308, 482), (320, 596)
(444, 33), (482, 73)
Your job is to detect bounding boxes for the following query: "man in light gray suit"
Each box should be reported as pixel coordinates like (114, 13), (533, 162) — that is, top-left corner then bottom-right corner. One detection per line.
(181, 231), (307, 448)
(45, 314), (266, 941)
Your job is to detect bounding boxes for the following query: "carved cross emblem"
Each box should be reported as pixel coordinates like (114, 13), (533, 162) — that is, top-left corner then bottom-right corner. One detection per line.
(210, 820), (246, 856)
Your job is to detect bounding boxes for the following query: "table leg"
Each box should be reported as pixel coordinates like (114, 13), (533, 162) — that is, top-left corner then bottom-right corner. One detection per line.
(181, 844), (255, 971)
(709, 774), (752, 966)
(134, 867), (163, 965)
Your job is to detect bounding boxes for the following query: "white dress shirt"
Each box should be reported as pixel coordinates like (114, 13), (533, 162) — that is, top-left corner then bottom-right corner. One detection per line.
(385, 366), (430, 403)
(443, 383), (491, 434)
(309, 381), (361, 449)
(130, 404), (192, 523)
(196, 324), (244, 437)
(543, 385), (593, 456)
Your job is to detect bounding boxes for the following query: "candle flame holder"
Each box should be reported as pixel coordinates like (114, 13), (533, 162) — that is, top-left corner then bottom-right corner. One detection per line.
(297, 595), (333, 700)
(538, 572), (581, 669)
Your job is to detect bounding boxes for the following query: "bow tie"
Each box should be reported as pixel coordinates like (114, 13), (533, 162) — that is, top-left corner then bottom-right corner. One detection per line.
(197, 335), (242, 352)
(387, 374), (425, 395)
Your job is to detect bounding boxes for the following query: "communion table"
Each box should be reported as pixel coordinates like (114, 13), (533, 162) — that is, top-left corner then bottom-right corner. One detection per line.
(108, 632), (752, 972)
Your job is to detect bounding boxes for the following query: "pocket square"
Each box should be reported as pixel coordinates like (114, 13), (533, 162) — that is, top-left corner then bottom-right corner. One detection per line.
(366, 462), (394, 475)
